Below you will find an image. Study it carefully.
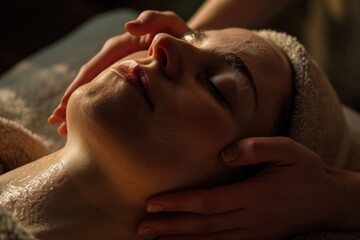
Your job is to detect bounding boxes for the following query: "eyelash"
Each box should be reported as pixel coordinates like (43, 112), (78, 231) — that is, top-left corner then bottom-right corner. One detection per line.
(203, 75), (229, 106)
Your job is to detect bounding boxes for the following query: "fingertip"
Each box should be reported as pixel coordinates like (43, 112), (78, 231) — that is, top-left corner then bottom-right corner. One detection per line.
(138, 226), (156, 236)
(147, 203), (165, 213)
(146, 192), (191, 213)
(48, 106), (64, 125)
(57, 122), (68, 137)
(54, 105), (66, 119)
(126, 18), (144, 26)
(221, 146), (239, 164)
(47, 115), (57, 125)
(125, 19), (144, 31)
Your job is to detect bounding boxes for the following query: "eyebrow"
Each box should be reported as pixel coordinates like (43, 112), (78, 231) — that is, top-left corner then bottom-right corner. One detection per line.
(182, 30), (258, 105)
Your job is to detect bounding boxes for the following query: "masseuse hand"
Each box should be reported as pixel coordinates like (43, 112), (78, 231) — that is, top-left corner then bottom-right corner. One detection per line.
(139, 137), (342, 240)
(48, 10), (190, 136)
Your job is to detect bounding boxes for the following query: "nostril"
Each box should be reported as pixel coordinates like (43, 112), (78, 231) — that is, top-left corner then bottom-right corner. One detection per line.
(152, 38), (179, 79)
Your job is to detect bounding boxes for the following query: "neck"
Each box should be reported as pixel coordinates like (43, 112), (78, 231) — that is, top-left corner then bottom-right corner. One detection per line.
(0, 144), (155, 240)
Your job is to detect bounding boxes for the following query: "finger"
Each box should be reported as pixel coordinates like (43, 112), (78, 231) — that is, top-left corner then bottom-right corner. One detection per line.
(48, 104), (66, 125)
(221, 137), (310, 166)
(139, 210), (247, 236)
(157, 228), (251, 240)
(125, 10), (190, 37)
(57, 122), (67, 136)
(60, 33), (145, 110)
(146, 184), (252, 214)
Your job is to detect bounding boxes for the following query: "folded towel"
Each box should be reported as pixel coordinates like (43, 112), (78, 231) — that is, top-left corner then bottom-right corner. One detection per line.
(0, 117), (48, 174)
(0, 206), (36, 240)
(343, 105), (360, 171)
(0, 9), (138, 152)
(255, 30), (350, 168)
(0, 9), (359, 240)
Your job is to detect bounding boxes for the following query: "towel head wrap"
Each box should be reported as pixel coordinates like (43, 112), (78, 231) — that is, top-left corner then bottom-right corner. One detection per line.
(254, 30), (349, 167)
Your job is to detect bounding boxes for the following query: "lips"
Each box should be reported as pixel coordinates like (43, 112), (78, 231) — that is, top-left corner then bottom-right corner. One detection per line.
(111, 60), (154, 109)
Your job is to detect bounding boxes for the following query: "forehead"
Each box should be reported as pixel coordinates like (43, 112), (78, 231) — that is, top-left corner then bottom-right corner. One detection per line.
(204, 28), (279, 61)
(203, 28), (291, 82)
(205, 28), (255, 45)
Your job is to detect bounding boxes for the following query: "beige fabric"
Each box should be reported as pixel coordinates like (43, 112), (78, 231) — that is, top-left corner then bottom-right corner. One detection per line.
(0, 205), (36, 240)
(0, 117), (48, 174)
(343, 106), (360, 171)
(0, 8), (138, 152)
(0, 8), (359, 240)
(255, 30), (351, 169)
(267, 0), (360, 110)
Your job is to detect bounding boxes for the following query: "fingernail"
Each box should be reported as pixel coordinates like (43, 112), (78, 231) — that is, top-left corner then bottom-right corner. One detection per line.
(138, 227), (155, 235)
(221, 146), (239, 163)
(147, 204), (165, 213)
(127, 19), (143, 25)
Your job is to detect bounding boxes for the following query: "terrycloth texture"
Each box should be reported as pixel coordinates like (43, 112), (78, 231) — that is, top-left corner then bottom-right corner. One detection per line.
(343, 105), (360, 171)
(0, 8), (359, 240)
(255, 30), (350, 168)
(0, 8), (138, 239)
(0, 117), (48, 174)
(0, 8), (138, 152)
(0, 206), (36, 240)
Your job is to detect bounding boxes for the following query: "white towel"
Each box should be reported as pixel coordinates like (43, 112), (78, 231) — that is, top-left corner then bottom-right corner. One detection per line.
(0, 117), (48, 174)
(255, 30), (350, 168)
(0, 9), (359, 240)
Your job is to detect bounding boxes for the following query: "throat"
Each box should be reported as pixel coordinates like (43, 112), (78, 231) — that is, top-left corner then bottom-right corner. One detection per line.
(0, 150), (152, 240)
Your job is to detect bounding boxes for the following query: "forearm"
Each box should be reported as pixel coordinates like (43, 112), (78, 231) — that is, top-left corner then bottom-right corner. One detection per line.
(188, 0), (298, 30)
(330, 168), (360, 230)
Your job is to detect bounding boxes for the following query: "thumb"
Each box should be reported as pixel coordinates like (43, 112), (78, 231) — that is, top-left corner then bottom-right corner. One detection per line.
(125, 11), (190, 37)
(221, 137), (302, 166)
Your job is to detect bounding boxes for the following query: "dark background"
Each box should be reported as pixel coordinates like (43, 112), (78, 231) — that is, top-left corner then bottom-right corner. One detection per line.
(0, 0), (203, 75)
(1, 1), (359, 111)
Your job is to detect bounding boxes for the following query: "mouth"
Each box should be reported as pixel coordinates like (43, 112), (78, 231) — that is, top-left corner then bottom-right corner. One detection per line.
(111, 60), (154, 109)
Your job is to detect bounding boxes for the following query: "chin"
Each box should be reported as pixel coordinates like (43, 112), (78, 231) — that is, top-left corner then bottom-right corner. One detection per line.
(68, 76), (148, 151)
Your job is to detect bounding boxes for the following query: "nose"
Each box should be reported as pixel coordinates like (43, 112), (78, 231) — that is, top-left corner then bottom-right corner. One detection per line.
(149, 33), (184, 80)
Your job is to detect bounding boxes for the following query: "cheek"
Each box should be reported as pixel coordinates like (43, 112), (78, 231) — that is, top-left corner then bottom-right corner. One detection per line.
(69, 71), (151, 149)
(142, 89), (238, 188)
(151, 88), (237, 161)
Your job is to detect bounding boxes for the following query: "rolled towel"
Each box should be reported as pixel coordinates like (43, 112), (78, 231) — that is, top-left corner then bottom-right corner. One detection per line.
(0, 117), (48, 174)
(0, 205), (36, 240)
(255, 30), (350, 168)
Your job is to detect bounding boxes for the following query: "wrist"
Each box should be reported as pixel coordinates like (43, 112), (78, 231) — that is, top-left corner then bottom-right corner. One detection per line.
(325, 167), (360, 230)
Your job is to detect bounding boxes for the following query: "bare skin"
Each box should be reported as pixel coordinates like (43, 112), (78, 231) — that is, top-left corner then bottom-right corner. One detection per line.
(45, 10), (360, 240)
(139, 137), (360, 240)
(1, 27), (292, 239)
(0, 150), (149, 240)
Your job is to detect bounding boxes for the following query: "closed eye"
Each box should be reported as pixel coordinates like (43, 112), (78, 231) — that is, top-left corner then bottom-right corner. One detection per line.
(203, 75), (229, 107)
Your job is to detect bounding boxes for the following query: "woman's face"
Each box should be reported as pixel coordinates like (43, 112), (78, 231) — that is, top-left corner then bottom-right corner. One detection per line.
(68, 28), (292, 191)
